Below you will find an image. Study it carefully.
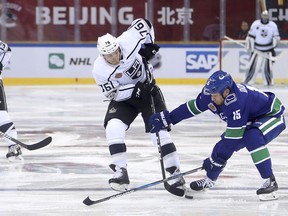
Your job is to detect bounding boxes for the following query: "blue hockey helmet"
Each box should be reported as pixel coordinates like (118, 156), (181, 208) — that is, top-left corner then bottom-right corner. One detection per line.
(204, 70), (233, 95)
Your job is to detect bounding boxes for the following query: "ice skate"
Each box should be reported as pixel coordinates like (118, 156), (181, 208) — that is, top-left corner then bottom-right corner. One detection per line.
(108, 164), (130, 192)
(6, 144), (23, 162)
(166, 166), (186, 192)
(257, 175), (279, 201)
(190, 177), (215, 191)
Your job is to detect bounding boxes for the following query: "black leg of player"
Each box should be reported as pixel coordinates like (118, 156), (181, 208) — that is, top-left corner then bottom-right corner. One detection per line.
(142, 57), (185, 197)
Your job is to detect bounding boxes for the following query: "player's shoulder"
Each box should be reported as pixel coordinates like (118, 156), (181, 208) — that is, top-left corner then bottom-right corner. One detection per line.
(268, 21), (279, 28)
(251, 20), (261, 26)
(224, 84), (247, 107)
(92, 56), (114, 77)
(131, 18), (152, 28)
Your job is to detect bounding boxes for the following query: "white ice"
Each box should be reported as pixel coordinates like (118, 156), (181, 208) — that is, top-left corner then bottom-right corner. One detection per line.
(0, 84), (287, 216)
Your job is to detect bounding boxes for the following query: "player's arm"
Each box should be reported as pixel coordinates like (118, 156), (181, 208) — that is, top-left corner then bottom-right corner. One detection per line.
(245, 22), (256, 52)
(272, 22), (280, 48)
(97, 78), (136, 102)
(149, 92), (208, 133)
(0, 40), (11, 71)
(128, 18), (160, 61)
(128, 18), (155, 42)
(0, 40), (10, 53)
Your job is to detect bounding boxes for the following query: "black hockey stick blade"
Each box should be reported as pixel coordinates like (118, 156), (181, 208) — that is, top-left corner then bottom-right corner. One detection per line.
(164, 181), (185, 197)
(83, 166), (203, 206)
(0, 131), (52, 151)
(19, 136), (52, 150)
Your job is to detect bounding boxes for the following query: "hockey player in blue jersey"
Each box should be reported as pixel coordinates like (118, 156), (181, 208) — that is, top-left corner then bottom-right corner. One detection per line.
(149, 70), (286, 201)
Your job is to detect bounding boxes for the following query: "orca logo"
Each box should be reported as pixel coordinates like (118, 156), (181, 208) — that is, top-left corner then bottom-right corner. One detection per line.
(186, 51), (218, 73)
(49, 53), (65, 69)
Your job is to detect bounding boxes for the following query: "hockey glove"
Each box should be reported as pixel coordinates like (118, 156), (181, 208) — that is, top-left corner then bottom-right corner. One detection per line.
(149, 110), (172, 133)
(132, 81), (156, 100)
(138, 43), (160, 61)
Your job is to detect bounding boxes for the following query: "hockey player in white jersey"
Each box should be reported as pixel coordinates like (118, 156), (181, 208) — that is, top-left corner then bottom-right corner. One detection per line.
(92, 18), (185, 195)
(244, 10), (280, 86)
(0, 40), (23, 161)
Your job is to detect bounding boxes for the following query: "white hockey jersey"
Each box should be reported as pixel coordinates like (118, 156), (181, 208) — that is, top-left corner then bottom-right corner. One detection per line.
(0, 40), (12, 76)
(248, 20), (280, 51)
(92, 19), (155, 102)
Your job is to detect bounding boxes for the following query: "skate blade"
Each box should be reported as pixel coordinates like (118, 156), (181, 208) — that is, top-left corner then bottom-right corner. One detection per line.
(258, 191), (279, 201)
(110, 183), (129, 192)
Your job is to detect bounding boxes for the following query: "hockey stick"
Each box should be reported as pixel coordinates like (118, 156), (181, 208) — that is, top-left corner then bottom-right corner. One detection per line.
(224, 35), (277, 61)
(0, 131), (52, 150)
(142, 57), (184, 197)
(83, 166), (203, 206)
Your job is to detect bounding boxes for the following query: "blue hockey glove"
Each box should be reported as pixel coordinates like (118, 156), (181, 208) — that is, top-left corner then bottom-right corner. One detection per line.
(149, 110), (172, 133)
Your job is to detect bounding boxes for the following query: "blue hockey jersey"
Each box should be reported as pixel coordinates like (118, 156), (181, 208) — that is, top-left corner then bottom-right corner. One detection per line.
(170, 82), (285, 148)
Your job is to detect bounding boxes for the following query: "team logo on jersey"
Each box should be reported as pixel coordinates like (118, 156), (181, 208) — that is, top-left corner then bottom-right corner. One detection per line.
(224, 93), (237, 105)
(109, 107), (117, 113)
(208, 103), (217, 112)
(115, 73), (122, 78)
(261, 29), (268, 37)
(124, 59), (142, 80)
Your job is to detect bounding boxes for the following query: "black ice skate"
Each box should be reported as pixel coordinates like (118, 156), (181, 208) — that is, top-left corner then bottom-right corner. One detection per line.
(166, 166), (186, 192)
(256, 174), (279, 201)
(6, 144), (23, 162)
(108, 164), (130, 192)
(190, 177), (215, 191)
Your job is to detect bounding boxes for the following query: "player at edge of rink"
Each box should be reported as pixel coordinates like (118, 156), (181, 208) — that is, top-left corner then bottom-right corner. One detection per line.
(0, 40), (23, 162)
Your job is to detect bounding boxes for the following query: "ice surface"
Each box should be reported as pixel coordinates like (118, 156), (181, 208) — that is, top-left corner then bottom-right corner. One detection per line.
(0, 85), (287, 216)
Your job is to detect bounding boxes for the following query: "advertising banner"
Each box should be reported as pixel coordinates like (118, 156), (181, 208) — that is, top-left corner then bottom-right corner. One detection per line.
(3, 43), (288, 85)
(0, 0), (256, 41)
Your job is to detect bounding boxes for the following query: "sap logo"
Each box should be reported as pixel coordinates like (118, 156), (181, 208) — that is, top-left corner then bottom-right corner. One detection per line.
(239, 51), (250, 73)
(186, 51), (218, 72)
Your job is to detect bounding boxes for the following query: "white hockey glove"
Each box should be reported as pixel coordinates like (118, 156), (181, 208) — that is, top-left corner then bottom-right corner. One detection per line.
(245, 36), (254, 52)
(272, 37), (280, 48)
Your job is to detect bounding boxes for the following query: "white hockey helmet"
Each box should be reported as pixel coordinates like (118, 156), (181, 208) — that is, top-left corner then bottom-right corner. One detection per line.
(97, 33), (119, 55)
(261, 10), (269, 24)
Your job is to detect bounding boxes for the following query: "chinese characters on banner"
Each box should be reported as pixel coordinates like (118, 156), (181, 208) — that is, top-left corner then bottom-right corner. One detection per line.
(0, 0), (285, 42)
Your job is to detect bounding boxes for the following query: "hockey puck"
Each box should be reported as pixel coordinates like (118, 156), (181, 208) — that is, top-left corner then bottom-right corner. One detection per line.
(185, 195), (193, 199)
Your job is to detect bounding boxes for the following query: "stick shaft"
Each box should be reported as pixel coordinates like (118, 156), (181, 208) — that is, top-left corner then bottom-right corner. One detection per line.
(0, 131), (52, 150)
(224, 36), (276, 61)
(83, 166), (203, 206)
